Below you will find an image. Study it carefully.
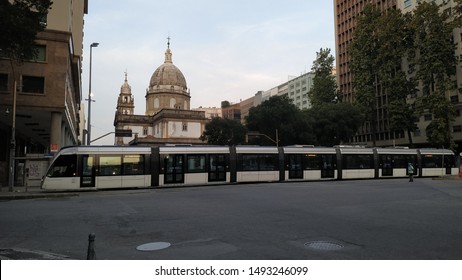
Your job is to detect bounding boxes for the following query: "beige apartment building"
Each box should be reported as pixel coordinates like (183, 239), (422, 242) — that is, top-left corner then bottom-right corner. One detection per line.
(0, 1), (87, 187)
(334, 0), (462, 151)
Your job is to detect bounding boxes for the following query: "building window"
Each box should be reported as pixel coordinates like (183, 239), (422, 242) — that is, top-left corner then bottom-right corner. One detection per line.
(182, 123), (188, 131)
(0, 74), (8, 92)
(22, 76), (45, 94)
(450, 95), (459, 103)
(404, 0), (412, 8)
(453, 125), (462, 133)
(143, 127), (148, 135)
(33, 45), (46, 62)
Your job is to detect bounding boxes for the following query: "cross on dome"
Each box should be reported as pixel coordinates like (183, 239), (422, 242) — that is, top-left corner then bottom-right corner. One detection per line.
(164, 37), (173, 63)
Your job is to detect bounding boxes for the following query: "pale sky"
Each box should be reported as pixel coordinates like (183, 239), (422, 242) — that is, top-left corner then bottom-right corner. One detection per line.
(82, 0), (335, 144)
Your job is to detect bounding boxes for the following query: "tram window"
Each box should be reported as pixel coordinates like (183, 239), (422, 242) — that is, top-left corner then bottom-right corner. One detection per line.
(422, 155), (442, 168)
(47, 155), (77, 177)
(187, 155), (206, 172)
(239, 154), (278, 171)
(210, 155), (227, 172)
(304, 155), (321, 170)
(240, 155), (259, 171)
(123, 155), (144, 175)
(343, 154), (373, 169)
(259, 155), (278, 171)
(99, 155), (122, 176)
(422, 155), (455, 168)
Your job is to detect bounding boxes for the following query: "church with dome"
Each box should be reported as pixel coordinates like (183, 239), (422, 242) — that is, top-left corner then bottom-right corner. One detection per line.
(113, 42), (207, 146)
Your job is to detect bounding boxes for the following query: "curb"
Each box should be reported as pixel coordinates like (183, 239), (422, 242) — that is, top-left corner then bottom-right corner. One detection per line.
(0, 192), (79, 201)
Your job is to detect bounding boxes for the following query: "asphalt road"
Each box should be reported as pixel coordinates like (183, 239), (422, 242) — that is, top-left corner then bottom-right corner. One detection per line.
(0, 178), (461, 260)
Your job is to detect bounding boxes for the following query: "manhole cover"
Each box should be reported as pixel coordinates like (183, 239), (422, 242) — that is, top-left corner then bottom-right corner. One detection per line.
(304, 241), (344, 251)
(136, 242), (171, 251)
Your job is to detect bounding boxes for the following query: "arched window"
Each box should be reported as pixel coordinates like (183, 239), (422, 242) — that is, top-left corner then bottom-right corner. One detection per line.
(170, 98), (176, 108)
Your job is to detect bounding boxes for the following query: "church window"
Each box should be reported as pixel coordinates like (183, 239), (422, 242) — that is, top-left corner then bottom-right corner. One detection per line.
(143, 127), (148, 135)
(124, 97), (127, 103)
(170, 98), (176, 108)
(182, 122), (188, 131)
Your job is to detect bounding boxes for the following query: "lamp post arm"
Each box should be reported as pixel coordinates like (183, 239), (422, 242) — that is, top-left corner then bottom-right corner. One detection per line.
(90, 132), (115, 143)
(246, 129), (280, 147)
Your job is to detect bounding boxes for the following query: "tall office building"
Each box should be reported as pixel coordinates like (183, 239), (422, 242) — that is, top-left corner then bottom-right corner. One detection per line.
(0, 1), (88, 187)
(334, 0), (397, 146)
(334, 0), (462, 150)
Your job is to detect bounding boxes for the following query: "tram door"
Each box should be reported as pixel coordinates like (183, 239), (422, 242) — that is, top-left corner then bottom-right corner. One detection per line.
(209, 154), (227, 182)
(321, 155), (335, 178)
(288, 155), (303, 179)
(381, 155), (393, 176)
(164, 155), (184, 184)
(81, 155), (95, 188)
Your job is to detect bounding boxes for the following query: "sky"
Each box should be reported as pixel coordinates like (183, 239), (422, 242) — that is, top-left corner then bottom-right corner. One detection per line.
(82, 0), (335, 144)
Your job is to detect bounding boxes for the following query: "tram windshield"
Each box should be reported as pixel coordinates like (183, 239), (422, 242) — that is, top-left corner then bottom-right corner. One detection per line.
(47, 154), (77, 177)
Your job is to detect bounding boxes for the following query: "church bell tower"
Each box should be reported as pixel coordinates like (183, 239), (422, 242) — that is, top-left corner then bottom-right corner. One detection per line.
(116, 72), (134, 115)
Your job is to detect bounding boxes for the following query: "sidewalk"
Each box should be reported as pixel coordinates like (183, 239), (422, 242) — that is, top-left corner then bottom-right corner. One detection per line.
(0, 185), (79, 201)
(432, 175), (462, 181)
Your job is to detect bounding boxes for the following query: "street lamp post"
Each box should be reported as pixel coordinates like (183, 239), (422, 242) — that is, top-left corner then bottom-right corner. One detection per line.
(87, 42), (99, 145)
(8, 80), (17, 192)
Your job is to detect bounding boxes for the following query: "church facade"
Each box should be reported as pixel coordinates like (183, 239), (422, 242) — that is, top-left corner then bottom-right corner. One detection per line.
(113, 44), (207, 146)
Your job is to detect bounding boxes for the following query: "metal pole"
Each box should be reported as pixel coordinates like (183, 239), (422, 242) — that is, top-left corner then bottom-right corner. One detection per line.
(87, 233), (96, 260)
(276, 129), (279, 147)
(87, 43), (98, 145)
(8, 80), (17, 192)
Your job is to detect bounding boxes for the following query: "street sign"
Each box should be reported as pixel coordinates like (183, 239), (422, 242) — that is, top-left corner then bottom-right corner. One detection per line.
(115, 129), (132, 137)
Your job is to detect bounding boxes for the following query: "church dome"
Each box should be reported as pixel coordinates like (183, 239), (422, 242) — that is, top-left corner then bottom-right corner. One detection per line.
(145, 41), (191, 116)
(149, 47), (187, 90)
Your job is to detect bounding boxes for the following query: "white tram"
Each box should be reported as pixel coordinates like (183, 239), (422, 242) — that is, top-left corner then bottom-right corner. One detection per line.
(41, 145), (460, 191)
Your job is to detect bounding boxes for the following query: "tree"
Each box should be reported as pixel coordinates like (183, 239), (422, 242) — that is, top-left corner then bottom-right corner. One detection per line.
(376, 9), (418, 146)
(245, 95), (315, 146)
(348, 4), (382, 146)
(308, 48), (338, 106)
(306, 103), (363, 146)
(0, 0), (53, 62)
(307, 47), (363, 145)
(410, 1), (459, 149)
(200, 117), (247, 146)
